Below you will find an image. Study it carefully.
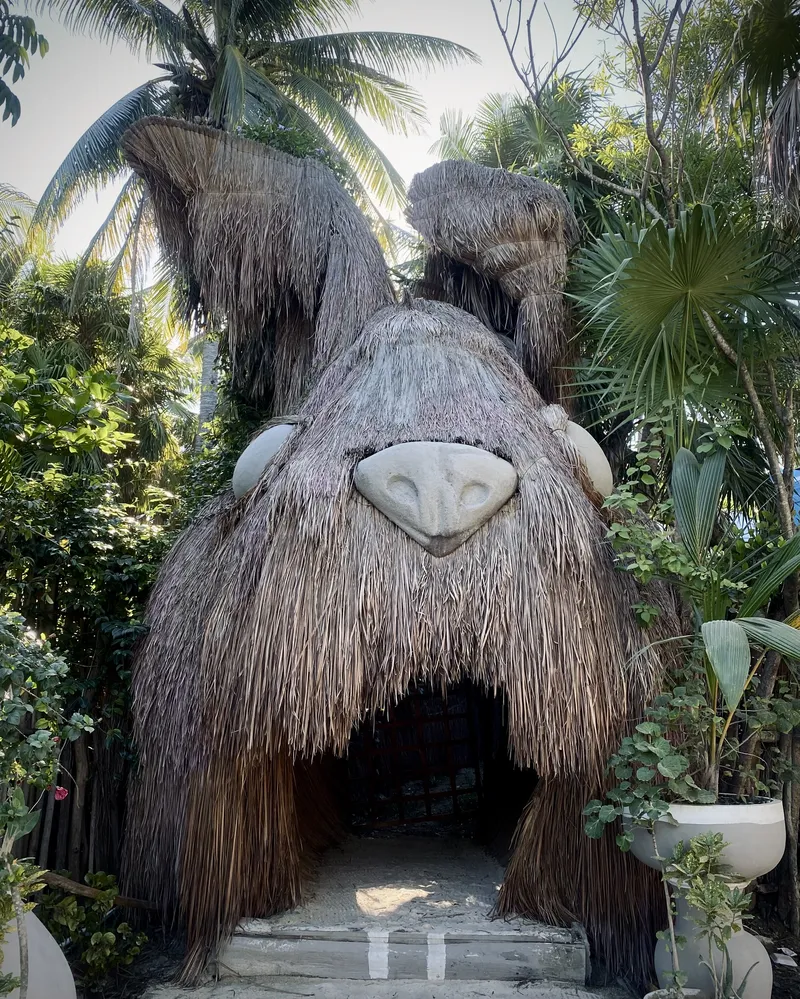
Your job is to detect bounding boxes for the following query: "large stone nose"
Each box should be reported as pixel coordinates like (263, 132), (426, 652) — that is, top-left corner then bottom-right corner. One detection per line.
(354, 442), (518, 556)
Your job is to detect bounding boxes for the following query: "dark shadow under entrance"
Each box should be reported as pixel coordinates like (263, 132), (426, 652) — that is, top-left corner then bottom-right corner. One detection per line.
(345, 679), (536, 849)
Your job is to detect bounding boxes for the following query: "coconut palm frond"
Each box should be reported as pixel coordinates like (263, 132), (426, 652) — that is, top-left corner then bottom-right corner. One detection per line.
(274, 31), (478, 79)
(429, 108), (479, 161)
(36, 0), (187, 60)
(0, 183), (40, 284)
(284, 70), (406, 208)
(31, 79), (170, 237)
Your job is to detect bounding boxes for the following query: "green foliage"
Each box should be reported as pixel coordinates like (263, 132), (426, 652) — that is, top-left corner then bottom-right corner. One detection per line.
(0, 612), (93, 792)
(3, 259), (198, 478)
(584, 685), (719, 848)
(0, 327), (135, 486)
(572, 207), (800, 457)
(586, 446), (800, 841)
(0, 613), (93, 997)
(37, 873), (147, 987)
(0, 0), (48, 126)
(664, 833), (755, 999)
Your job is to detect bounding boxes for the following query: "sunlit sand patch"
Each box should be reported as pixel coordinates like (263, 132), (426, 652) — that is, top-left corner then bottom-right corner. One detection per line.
(355, 886), (432, 916)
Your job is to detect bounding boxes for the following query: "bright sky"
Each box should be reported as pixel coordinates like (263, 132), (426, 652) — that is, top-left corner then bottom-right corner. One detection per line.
(1, 0), (607, 257)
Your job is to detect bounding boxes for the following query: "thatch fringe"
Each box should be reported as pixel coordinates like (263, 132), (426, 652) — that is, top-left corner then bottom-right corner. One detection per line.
(181, 752), (341, 981)
(497, 776), (664, 992)
(407, 161), (579, 403)
(122, 117), (393, 411)
(121, 492), (240, 914)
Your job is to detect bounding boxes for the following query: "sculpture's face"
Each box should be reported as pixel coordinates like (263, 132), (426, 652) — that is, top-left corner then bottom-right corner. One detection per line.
(232, 303), (613, 557)
(198, 301), (651, 777)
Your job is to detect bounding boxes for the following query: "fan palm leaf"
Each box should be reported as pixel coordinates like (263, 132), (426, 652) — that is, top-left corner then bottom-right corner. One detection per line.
(573, 205), (800, 453)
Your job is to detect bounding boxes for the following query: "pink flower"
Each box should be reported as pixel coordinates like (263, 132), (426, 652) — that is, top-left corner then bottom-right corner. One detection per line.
(54, 787), (68, 801)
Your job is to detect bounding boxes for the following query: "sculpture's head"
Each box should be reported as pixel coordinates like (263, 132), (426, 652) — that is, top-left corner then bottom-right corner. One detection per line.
(193, 297), (661, 779)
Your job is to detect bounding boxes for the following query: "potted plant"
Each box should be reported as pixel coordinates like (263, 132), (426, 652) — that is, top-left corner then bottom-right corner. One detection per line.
(585, 447), (800, 998)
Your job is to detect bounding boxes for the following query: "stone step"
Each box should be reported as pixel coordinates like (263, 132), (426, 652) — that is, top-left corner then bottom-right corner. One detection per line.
(147, 976), (628, 999)
(218, 920), (588, 983)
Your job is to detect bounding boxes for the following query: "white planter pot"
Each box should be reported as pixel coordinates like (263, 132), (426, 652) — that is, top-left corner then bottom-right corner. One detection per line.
(643, 990), (706, 999)
(626, 800), (786, 999)
(1, 910), (76, 999)
(627, 800), (786, 881)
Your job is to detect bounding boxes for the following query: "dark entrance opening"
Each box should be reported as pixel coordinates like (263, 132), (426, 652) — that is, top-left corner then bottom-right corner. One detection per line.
(346, 679), (536, 848)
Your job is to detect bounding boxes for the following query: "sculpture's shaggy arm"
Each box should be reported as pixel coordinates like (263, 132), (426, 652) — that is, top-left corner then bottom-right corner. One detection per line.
(123, 117), (392, 411)
(407, 160), (579, 402)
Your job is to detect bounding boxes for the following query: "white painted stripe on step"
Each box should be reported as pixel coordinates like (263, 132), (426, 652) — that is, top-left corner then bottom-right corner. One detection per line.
(427, 932), (446, 980)
(367, 930), (389, 979)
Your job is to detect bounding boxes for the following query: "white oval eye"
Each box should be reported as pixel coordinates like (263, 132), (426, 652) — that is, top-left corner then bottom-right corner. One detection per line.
(564, 421), (614, 498)
(232, 424), (295, 498)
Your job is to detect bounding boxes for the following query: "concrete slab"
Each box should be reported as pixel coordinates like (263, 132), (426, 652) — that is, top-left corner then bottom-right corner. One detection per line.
(144, 977), (630, 999)
(216, 838), (588, 984)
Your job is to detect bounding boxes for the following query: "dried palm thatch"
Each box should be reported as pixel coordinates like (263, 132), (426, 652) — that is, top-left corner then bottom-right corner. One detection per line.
(407, 161), (579, 403)
(497, 775), (665, 989)
(122, 117), (393, 412)
(121, 492), (239, 917)
(124, 299), (679, 978)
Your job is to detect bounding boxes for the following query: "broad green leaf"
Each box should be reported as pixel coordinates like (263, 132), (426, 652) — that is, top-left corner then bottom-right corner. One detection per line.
(671, 447), (700, 558)
(671, 448), (726, 564)
(701, 619), (752, 711)
(657, 754), (690, 779)
(737, 616), (800, 661)
(739, 533), (800, 617)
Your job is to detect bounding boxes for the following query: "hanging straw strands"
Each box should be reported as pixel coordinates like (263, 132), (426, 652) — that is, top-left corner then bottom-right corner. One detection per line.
(122, 117), (393, 411)
(125, 300), (679, 973)
(408, 160), (579, 403)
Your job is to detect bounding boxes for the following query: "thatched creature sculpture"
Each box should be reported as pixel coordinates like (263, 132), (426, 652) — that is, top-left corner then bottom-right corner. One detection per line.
(122, 118), (678, 984)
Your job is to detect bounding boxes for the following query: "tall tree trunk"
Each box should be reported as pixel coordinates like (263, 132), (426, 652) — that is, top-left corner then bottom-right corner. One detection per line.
(68, 736), (88, 880)
(195, 338), (219, 451)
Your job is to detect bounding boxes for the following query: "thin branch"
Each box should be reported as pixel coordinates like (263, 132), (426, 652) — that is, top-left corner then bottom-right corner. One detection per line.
(489, 0), (665, 221)
(656, 1), (692, 139)
(704, 313), (795, 541)
(631, 0), (693, 224)
(38, 870), (158, 910)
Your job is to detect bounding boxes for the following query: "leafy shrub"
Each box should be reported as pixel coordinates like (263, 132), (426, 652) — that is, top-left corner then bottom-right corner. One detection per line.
(37, 872), (147, 988)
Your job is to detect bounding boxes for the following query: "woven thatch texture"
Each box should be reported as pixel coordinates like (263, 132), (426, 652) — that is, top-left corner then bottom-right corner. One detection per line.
(407, 161), (579, 402)
(122, 117), (393, 411)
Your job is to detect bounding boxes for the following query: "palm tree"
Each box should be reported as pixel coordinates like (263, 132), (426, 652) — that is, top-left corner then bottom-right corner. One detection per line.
(714, 0), (800, 208)
(572, 204), (800, 527)
(34, 0), (476, 270)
